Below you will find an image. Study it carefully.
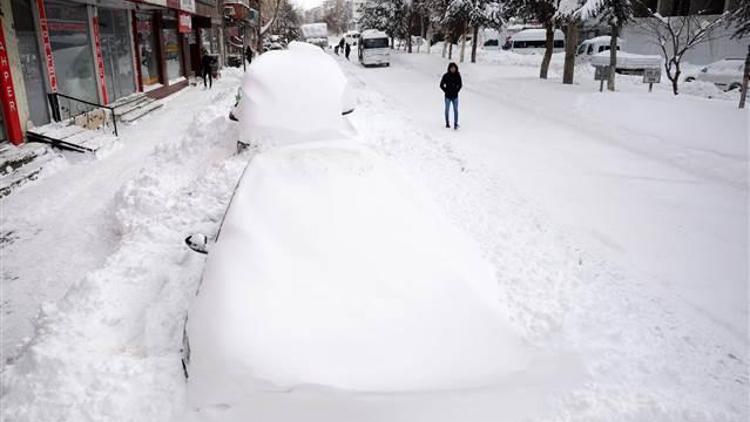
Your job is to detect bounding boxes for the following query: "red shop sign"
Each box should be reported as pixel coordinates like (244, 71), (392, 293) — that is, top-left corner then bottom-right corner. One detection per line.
(35, 0), (58, 92)
(0, 21), (24, 144)
(92, 16), (109, 104)
(179, 12), (192, 33)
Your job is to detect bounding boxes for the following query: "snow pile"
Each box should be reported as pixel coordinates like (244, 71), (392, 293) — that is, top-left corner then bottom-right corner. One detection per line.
(187, 140), (531, 407)
(0, 86), (246, 422)
(237, 48), (349, 144)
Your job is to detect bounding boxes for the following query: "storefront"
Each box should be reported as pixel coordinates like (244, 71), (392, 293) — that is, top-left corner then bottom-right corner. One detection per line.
(11, 0), (49, 127)
(0, 0), (220, 144)
(43, 0), (98, 103)
(98, 7), (137, 102)
(133, 12), (155, 90)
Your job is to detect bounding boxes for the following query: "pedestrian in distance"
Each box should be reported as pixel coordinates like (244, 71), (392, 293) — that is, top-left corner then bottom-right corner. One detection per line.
(440, 62), (462, 130)
(345, 43), (351, 60)
(201, 49), (214, 89)
(245, 45), (253, 65)
(338, 37), (345, 53)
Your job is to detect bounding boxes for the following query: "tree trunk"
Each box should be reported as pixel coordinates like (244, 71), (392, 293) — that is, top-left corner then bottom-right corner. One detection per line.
(669, 60), (681, 95)
(607, 24), (619, 91)
(562, 19), (579, 85)
(448, 39), (453, 59)
(390, 36), (394, 49)
(459, 31), (467, 63)
(540, 21), (554, 79)
(470, 25), (479, 63)
(442, 34), (447, 58)
(426, 26), (432, 54)
(407, 31), (412, 53)
(740, 45), (749, 109)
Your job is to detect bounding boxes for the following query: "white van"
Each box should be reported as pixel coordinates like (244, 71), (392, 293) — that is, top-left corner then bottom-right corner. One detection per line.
(345, 30), (361, 47)
(359, 29), (390, 67)
(577, 36), (623, 57)
(505, 29), (565, 54)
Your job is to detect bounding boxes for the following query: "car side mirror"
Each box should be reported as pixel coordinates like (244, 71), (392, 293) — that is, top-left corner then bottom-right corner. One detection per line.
(185, 234), (209, 254)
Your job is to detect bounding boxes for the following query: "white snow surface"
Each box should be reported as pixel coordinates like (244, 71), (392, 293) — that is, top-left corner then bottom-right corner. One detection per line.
(0, 49), (747, 422)
(237, 47), (350, 144)
(187, 140), (531, 406)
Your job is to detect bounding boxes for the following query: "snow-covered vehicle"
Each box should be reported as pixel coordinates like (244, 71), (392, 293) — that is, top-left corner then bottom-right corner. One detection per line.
(589, 51), (661, 75)
(577, 36), (622, 57)
(344, 30), (360, 47)
(504, 28), (564, 54)
(685, 57), (745, 92)
(182, 42), (528, 410)
(359, 29), (390, 67)
(228, 43), (354, 127)
(300, 22), (329, 48)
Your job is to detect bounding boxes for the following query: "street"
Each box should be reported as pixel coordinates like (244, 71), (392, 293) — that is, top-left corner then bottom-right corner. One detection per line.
(1, 50), (748, 422)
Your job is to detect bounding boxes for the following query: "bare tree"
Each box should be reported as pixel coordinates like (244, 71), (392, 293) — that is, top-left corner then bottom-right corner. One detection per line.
(726, 0), (749, 108)
(639, 12), (730, 95)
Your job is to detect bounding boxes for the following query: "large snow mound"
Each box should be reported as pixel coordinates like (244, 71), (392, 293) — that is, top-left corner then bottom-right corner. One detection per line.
(237, 48), (349, 144)
(187, 140), (531, 406)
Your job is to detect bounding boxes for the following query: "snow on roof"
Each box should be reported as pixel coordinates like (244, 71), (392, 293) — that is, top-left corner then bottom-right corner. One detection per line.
(361, 29), (388, 39)
(583, 35), (624, 44)
(236, 47), (349, 144)
(511, 29), (565, 41)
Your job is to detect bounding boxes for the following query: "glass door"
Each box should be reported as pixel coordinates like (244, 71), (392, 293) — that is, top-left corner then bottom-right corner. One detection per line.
(98, 8), (136, 102)
(12, 0), (50, 127)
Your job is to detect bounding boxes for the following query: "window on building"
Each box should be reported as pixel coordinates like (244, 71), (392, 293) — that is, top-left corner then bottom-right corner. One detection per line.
(135, 12), (161, 88)
(44, 0), (98, 103)
(162, 11), (184, 82)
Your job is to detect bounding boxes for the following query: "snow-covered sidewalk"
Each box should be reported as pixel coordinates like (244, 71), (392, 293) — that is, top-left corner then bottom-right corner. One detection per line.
(0, 73), (243, 363)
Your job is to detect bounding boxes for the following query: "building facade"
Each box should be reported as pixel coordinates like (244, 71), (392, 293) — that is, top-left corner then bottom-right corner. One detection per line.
(0, 0), (222, 145)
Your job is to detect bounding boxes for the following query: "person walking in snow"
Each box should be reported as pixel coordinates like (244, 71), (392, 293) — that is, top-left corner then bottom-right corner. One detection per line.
(345, 43), (352, 60)
(440, 62), (462, 130)
(201, 49), (214, 89)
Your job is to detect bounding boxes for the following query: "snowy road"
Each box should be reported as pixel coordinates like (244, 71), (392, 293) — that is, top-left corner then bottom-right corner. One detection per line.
(1, 51), (748, 422)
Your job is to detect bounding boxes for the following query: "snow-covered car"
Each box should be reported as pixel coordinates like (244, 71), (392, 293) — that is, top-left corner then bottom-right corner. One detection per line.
(182, 42), (529, 410)
(577, 36), (622, 57)
(504, 28), (565, 54)
(685, 58), (745, 92)
(229, 42), (354, 130)
(589, 51), (661, 75)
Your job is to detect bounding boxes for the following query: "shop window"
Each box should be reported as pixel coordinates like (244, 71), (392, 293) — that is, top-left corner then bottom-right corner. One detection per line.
(136, 12), (161, 88)
(11, 0), (50, 126)
(162, 11), (184, 82)
(44, 0), (98, 103)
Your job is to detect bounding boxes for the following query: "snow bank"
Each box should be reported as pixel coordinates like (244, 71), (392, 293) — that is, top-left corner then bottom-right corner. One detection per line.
(187, 140), (531, 406)
(237, 47), (350, 145)
(1, 80), (245, 422)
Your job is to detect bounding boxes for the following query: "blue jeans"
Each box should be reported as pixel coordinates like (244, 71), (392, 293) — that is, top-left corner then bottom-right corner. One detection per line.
(444, 97), (458, 127)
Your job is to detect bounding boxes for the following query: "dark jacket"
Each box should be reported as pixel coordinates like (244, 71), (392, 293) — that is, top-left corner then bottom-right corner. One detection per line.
(440, 72), (462, 99)
(201, 54), (214, 72)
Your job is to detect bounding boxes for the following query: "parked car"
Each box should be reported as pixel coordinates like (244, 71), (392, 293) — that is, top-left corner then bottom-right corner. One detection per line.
(685, 58), (745, 92)
(182, 42), (528, 410)
(502, 28), (564, 54)
(344, 30), (360, 47)
(229, 43), (354, 128)
(577, 36), (622, 57)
